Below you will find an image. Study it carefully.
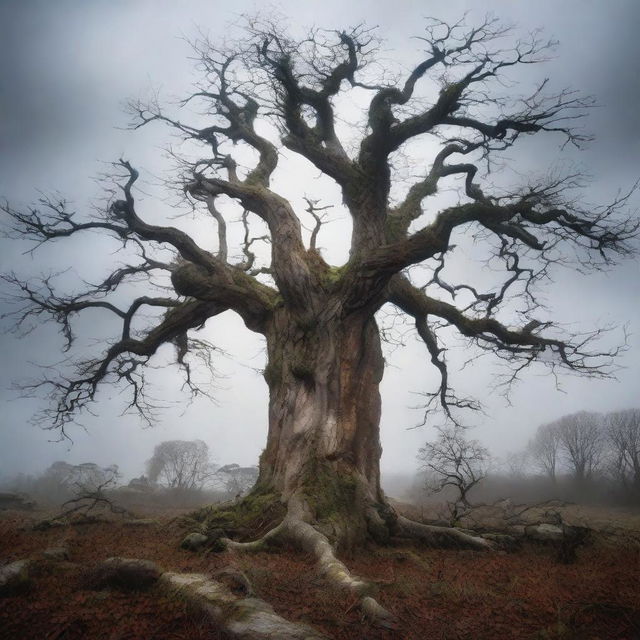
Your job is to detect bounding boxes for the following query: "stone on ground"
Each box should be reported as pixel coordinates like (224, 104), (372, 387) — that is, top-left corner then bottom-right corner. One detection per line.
(525, 523), (564, 542)
(180, 532), (208, 551)
(0, 560), (30, 596)
(41, 547), (70, 561)
(87, 557), (161, 590)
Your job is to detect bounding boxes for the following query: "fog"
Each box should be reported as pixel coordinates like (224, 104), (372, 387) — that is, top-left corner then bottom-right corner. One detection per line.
(1, 0), (639, 487)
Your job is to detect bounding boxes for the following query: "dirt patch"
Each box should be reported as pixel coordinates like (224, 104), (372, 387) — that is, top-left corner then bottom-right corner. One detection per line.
(0, 508), (639, 639)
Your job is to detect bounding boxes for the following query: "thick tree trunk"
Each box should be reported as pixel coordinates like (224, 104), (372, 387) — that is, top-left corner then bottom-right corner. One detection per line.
(223, 300), (490, 557)
(212, 302), (490, 624)
(257, 304), (389, 545)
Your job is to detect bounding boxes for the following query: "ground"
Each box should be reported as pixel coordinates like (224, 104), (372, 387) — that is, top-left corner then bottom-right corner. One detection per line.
(0, 502), (639, 639)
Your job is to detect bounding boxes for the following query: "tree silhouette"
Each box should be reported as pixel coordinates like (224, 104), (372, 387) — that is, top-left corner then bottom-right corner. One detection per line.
(529, 421), (562, 482)
(2, 16), (636, 621)
(606, 409), (640, 497)
(146, 440), (214, 491)
(419, 426), (490, 524)
(557, 411), (605, 485)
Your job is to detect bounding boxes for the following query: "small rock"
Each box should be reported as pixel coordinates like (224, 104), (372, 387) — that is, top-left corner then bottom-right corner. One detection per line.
(0, 560), (30, 596)
(181, 532), (208, 551)
(41, 547), (70, 561)
(122, 518), (159, 527)
(87, 557), (161, 591)
(481, 533), (520, 551)
(507, 525), (527, 537)
(525, 523), (564, 542)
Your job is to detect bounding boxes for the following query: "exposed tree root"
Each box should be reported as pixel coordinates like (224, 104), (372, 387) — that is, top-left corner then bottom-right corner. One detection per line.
(216, 492), (494, 626)
(220, 494), (393, 625)
(160, 571), (328, 639)
(395, 515), (494, 550)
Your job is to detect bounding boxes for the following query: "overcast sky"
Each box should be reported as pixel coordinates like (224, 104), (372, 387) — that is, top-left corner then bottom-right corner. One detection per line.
(0, 0), (639, 487)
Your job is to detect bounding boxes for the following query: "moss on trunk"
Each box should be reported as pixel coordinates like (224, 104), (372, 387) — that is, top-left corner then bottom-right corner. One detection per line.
(195, 302), (393, 548)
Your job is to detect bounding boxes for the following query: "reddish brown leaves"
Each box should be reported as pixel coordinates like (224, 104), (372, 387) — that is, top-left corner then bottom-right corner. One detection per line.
(0, 513), (638, 639)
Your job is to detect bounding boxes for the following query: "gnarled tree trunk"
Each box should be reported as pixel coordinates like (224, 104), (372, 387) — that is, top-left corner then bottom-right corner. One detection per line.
(257, 303), (390, 546)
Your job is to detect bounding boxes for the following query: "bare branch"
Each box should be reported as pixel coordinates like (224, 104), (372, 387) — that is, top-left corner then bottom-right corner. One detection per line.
(206, 195), (228, 262)
(368, 182), (638, 285)
(17, 298), (226, 437)
(303, 197), (333, 251)
(252, 24), (360, 184)
(1, 271), (182, 350)
(389, 275), (623, 421)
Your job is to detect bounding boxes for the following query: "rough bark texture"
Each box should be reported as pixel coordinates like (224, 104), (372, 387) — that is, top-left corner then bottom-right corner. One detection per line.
(262, 308), (382, 490)
(254, 302), (388, 546)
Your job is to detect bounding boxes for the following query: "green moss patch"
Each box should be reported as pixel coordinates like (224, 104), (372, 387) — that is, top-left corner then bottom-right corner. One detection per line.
(191, 490), (286, 542)
(301, 463), (358, 523)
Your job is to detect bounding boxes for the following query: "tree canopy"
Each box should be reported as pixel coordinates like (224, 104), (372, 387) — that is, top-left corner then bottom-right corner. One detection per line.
(1, 16), (636, 437)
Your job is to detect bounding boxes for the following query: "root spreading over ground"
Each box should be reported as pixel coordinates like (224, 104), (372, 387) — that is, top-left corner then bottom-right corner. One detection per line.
(197, 490), (493, 626)
(2, 500), (639, 639)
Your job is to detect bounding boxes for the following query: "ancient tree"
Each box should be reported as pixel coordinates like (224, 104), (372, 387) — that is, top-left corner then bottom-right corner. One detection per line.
(1, 17), (637, 620)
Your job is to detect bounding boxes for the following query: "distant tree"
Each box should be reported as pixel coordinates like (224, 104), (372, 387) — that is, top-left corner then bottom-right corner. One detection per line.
(146, 440), (214, 491)
(557, 411), (604, 484)
(20, 461), (121, 506)
(40, 461), (74, 488)
(418, 426), (490, 523)
(606, 409), (640, 496)
(217, 464), (259, 497)
(73, 463), (120, 492)
(528, 421), (562, 482)
(502, 449), (531, 479)
(1, 472), (36, 495)
(43, 461), (120, 493)
(45, 466), (129, 525)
